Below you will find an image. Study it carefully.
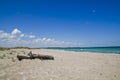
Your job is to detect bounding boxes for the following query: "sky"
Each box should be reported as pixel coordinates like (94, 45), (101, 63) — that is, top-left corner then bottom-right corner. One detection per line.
(0, 0), (120, 47)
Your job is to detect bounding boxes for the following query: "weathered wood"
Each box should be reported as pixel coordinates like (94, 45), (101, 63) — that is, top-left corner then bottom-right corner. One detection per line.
(38, 55), (54, 60)
(17, 51), (54, 61)
(17, 55), (30, 61)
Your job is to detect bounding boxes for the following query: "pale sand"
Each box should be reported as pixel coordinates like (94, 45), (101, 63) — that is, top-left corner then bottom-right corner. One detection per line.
(0, 49), (120, 80)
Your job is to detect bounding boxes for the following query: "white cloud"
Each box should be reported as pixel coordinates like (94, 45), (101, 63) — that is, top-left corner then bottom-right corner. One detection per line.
(20, 34), (25, 37)
(28, 35), (36, 38)
(0, 29), (75, 47)
(11, 28), (21, 35)
(0, 30), (12, 39)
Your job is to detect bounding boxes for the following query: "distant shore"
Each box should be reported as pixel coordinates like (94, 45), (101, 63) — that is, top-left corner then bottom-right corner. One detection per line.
(1, 46), (120, 54)
(0, 48), (120, 80)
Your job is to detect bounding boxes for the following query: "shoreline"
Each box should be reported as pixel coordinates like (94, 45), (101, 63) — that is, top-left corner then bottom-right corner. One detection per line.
(45, 48), (120, 54)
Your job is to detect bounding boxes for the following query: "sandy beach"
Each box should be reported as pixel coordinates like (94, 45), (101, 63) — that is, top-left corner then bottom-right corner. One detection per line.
(0, 49), (120, 80)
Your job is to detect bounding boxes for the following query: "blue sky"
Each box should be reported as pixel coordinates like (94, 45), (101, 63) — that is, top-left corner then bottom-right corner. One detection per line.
(0, 0), (120, 47)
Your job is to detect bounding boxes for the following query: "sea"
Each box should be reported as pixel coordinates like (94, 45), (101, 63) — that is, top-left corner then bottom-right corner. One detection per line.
(46, 46), (120, 54)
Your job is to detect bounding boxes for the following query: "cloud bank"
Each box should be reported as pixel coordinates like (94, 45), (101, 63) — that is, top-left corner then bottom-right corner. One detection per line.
(0, 28), (75, 47)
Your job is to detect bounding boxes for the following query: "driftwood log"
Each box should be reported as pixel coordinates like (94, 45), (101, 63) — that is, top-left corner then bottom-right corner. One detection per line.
(17, 51), (54, 61)
(17, 55), (30, 61)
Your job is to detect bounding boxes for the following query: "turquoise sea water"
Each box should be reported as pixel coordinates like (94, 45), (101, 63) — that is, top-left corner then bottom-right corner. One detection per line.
(47, 47), (120, 54)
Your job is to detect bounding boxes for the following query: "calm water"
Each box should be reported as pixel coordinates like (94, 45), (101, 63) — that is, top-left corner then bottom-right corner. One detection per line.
(47, 47), (120, 54)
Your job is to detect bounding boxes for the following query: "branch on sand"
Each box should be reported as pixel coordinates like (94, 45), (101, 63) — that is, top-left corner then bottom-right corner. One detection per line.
(17, 51), (54, 61)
